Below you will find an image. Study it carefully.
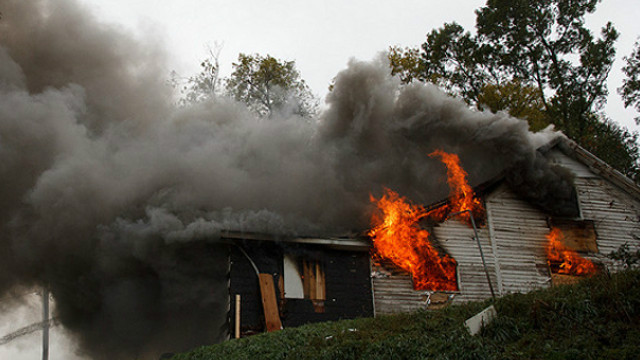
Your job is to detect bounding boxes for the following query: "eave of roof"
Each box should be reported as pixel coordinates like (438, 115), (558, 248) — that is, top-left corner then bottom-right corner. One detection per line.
(219, 230), (371, 251)
(542, 136), (640, 201)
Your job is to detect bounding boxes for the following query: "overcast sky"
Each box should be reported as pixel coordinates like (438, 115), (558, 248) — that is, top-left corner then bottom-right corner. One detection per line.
(76, 0), (640, 131)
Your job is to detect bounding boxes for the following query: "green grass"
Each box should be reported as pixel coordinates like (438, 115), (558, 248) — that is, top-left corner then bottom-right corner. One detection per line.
(172, 269), (640, 360)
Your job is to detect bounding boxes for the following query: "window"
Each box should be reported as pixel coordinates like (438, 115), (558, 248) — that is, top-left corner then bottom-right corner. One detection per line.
(283, 254), (326, 312)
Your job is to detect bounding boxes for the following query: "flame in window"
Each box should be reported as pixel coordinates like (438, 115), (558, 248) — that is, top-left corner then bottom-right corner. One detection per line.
(546, 227), (597, 276)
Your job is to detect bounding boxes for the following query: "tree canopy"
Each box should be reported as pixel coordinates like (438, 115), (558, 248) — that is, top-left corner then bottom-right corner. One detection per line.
(170, 45), (222, 106)
(225, 53), (317, 117)
(389, 0), (640, 181)
(173, 51), (317, 118)
(620, 40), (640, 126)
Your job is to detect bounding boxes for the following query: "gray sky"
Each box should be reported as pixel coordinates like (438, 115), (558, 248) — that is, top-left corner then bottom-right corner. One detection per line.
(76, 0), (640, 131)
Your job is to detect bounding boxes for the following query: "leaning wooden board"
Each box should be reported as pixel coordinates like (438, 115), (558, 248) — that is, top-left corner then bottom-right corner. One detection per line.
(258, 273), (283, 332)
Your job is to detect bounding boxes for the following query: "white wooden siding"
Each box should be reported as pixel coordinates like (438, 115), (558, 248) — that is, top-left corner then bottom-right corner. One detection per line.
(485, 184), (552, 295)
(550, 150), (640, 261)
(371, 268), (428, 315)
(372, 148), (640, 316)
(371, 218), (497, 315)
(434, 219), (497, 303)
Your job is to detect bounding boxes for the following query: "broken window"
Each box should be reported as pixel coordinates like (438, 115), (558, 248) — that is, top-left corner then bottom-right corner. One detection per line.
(549, 219), (598, 253)
(283, 254), (326, 311)
(283, 254), (304, 299)
(546, 220), (599, 286)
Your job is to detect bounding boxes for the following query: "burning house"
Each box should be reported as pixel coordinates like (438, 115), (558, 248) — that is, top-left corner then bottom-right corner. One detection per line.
(370, 137), (640, 314)
(224, 232), (372, 337)
(224, 137), (640, 333)
(3, 2), (640, 356)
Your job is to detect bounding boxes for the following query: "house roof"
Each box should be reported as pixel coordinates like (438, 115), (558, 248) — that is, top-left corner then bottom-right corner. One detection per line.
(423, 135), (640, 213)
(540, 136), (640, 201)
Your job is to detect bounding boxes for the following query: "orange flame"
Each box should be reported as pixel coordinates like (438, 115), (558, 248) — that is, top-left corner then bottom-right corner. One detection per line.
(368, 189), (458, 291)
(428, 150), (484, 222)
(546, 227), (597, 276)
(368, 150), (484, 291)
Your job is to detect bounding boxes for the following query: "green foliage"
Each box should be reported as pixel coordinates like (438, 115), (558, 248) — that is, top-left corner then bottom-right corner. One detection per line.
(225, 53), (318, 118)
(573, 115), (640, 181)
(420, 22), (495, 103)
(389, 0), (640, 181)
(172, 269), (640, 360)
(608, 242), (640, 268)
(477, 80), (551, 131)
(172, 50), (318, 118)
(387, 46), (427, 84)
(619, 40), (640, 125)
(473, 0), (618, 136)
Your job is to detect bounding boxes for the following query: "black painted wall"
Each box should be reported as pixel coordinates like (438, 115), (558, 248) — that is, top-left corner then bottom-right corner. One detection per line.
(228, 239), (373, 336)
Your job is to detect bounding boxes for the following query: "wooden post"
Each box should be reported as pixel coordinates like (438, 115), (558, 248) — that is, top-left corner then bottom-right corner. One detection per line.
(258, 274), (282, 332)
(234, 294), (241, 339)
(42, 288), (49, 360)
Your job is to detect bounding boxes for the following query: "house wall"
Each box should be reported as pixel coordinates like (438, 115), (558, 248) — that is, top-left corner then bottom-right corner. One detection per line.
(434, 219), (498, 302)
(229, 240), (282, 335)
(485, 184), (552, 295)
(283, 248), (373, 327)
(372, 220), (498, 315)
(228, 239), (373, 335)
(482, 149), (640, 296)
(372, 148), (640, 313)
(548, 150), (640, 267)
(371, 262), (426, 315)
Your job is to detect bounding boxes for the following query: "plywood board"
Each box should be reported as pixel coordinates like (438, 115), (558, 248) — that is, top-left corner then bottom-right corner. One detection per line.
(258, 273), (282, 332)
(550, 219), (598, 253)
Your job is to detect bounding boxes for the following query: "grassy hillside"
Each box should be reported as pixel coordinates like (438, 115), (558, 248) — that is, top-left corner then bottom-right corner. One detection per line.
(172, 269), (640, 360)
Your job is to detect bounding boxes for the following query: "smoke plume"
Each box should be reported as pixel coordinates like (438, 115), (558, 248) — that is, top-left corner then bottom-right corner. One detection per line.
(0, 0), (575, 358)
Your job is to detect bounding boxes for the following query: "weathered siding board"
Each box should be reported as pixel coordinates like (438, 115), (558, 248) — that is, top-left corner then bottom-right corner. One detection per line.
(372, 219), (498, 315)
(550, 150), (640, 260)
(372, 272), (427, 315)
(435, 220), (498, 302)
(486, 184), (552, 295)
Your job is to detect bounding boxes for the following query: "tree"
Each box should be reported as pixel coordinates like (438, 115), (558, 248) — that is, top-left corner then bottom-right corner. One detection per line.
(388, 46), (427, 84)
(477, 80), (551, 131)
(170, 44), (223, 105)
(416, 0), (619, 139)
(225, 53), (317, 117)
(620, 40), (640, 125)
(419, 22), (500, 105)
(474, 0), (618, 139)
(575, 115), (639, 181)
(389, 0), (639, 180)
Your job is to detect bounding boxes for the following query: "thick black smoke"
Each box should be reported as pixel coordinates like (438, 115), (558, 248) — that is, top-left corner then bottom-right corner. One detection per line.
(0, 0), (575, 358)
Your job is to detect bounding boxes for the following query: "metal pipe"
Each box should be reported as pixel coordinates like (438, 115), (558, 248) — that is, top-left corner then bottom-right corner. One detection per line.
(447, 210), (496, 300)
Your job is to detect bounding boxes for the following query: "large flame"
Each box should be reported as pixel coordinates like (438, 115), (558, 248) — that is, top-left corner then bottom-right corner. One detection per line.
(368, 150), (483, 291)
(546, 227), (597, 276)
(368, 189), (458, 291)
